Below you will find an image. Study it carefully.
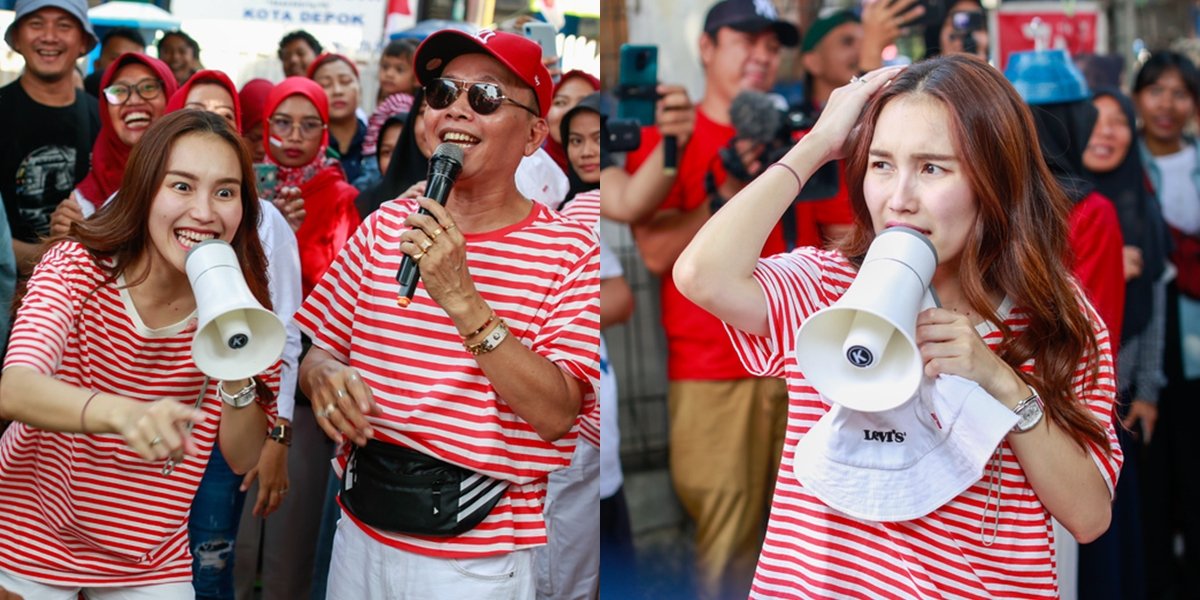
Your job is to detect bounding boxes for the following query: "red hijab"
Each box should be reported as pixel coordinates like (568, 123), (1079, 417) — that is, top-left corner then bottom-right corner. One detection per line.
(76, 53), (177, 205)
(239, 78), (275, 135)
(263, 77), (360, 296)
(263, 77), (335, 190)
(166, 69), (242, 132)
(544, 70), (601, 171)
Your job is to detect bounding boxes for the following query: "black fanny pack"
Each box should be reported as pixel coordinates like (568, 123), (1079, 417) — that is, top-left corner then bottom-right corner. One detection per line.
(340, 440), (509, 537)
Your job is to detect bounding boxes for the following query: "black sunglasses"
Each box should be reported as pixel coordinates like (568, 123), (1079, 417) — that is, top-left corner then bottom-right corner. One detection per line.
(424, 78), (539, 117)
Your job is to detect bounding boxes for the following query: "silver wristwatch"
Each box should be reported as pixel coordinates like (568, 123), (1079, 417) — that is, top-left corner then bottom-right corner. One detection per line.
(1011, 387), (1045, 433)
(219, 380), (257, 408)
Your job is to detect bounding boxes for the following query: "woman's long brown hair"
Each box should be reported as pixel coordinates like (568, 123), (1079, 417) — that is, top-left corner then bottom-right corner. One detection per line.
(55, 110), (271, 310)
(840, 54), (1107, 451)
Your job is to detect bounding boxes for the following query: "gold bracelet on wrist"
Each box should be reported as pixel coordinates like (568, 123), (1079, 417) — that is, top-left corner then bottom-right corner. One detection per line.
(459, 312), (496, 340)
(464, 319), (509, 355)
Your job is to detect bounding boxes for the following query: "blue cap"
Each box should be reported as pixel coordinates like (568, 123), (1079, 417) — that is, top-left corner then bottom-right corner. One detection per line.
(5, 0), (98, 53)
(1004, 49), (1089, 105)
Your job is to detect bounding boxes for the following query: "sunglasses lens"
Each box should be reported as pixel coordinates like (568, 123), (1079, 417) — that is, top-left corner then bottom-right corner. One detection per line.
(426, 79), (459, 109)
(467, 84), (503, 115)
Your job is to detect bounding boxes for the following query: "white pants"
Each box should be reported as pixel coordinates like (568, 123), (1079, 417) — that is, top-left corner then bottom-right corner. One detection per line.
(326, 515), (535, 599)
(0, 568), (194, 600)
(535, 442), (600, 600)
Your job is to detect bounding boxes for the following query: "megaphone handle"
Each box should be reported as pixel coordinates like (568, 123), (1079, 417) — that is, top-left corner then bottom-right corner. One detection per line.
(163, 376), (210, 476)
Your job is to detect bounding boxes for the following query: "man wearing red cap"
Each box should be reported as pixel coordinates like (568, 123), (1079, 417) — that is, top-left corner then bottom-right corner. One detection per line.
(292, 29), (599, 598)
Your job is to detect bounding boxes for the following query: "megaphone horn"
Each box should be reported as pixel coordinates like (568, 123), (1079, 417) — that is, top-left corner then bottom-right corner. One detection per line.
(186, 240), (286, 381)
(794, 227), (938, 412)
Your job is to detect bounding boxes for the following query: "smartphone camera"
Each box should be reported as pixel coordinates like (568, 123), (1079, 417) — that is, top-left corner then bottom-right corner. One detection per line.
(950, 10), (985, 32)
(605, 118), (642, 153)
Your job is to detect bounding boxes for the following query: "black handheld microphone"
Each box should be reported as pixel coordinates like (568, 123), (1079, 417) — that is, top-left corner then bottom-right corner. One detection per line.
(396, 143), (464, 307)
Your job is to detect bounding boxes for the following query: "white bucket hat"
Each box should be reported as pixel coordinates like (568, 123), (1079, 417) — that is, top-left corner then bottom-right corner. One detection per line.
(793, 374), (1019, 522)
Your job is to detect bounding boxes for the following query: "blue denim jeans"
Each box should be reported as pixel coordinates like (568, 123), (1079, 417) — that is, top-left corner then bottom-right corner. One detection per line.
(190, 446), (248, 600)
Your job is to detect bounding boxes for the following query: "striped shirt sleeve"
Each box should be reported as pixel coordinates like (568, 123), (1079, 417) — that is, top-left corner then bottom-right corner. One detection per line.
(1074, 291), (1124, 497)
(531, 237), (601, 422)
(724, 249), (852, 378)
(4, 242), (88, 375)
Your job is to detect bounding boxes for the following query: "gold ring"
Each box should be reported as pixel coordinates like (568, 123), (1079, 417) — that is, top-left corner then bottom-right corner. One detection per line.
(412, 250), (426, 262)
(429, 227), (444, 240)
(335, 389), (346, 399)
(418, 238), (434, 252)
(444, 222), (458, 232)
(317, 405), (337, 418)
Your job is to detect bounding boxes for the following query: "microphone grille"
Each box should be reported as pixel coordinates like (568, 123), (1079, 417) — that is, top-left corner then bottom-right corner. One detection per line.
(433, 142), (465, 165)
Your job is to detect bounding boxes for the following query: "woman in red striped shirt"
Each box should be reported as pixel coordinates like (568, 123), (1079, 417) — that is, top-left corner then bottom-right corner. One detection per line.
(676, 54), (1121, 598)
(0, 110), (279, 597)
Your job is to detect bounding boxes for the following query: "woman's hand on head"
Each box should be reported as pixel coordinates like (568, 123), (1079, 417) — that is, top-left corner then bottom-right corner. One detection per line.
(804, 65), (905, 163)
(117, 398), (207, 461)
(915, 307), (1021, 398)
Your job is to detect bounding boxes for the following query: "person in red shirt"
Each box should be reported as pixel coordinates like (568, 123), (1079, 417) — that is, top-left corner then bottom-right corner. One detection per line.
(619, 1), (819, 597)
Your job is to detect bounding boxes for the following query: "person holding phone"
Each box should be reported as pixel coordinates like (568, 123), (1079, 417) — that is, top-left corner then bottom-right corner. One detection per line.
(619, 1), (807, 597)
(923, 0), (989, 60)
(262, 77), (360, 297)
(674, 55), (1120, 599)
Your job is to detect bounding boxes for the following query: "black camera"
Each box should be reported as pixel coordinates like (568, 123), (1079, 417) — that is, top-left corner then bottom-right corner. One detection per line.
(719, 92), (838, 201)
(605, 118), (642, 154)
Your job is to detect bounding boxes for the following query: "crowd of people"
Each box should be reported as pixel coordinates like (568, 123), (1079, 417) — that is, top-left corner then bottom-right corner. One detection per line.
(602, 0), (1200, 599)
(0, 0), (602, 598)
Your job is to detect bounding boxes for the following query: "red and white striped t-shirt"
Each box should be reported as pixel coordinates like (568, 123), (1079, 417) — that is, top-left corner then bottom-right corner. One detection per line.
(557, 188), (601, 448)
(726, 248), (1121, 599)
(0, 241), (279, 587)
(294, 198), (600, 558)
(558, 189), (600, 231)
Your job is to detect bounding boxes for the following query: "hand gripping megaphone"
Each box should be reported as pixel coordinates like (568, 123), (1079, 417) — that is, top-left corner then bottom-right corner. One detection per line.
(186, 240), (286, 381)
(794, 227), (938, 412)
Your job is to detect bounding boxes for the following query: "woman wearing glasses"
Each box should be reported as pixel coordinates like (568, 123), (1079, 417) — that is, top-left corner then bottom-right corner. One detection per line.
(263, 77), (361, 297)
(50, 52), (177, 236)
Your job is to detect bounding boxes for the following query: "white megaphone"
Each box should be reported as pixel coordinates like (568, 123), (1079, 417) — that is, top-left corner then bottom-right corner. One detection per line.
(187, 240), (286, 381)
(794, 226), (939, 412)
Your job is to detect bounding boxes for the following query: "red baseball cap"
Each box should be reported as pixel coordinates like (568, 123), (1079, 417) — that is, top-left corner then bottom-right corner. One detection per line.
(415, 29), (552, 118)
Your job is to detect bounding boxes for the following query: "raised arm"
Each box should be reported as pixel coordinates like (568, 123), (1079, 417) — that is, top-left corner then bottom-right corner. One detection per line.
(602, 85), (695, 224)
(674, 67), (904, 336)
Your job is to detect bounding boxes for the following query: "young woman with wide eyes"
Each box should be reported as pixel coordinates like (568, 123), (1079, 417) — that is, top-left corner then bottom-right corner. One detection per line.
(674, 55), (1120, 599)
(0, 110), (280, 598)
